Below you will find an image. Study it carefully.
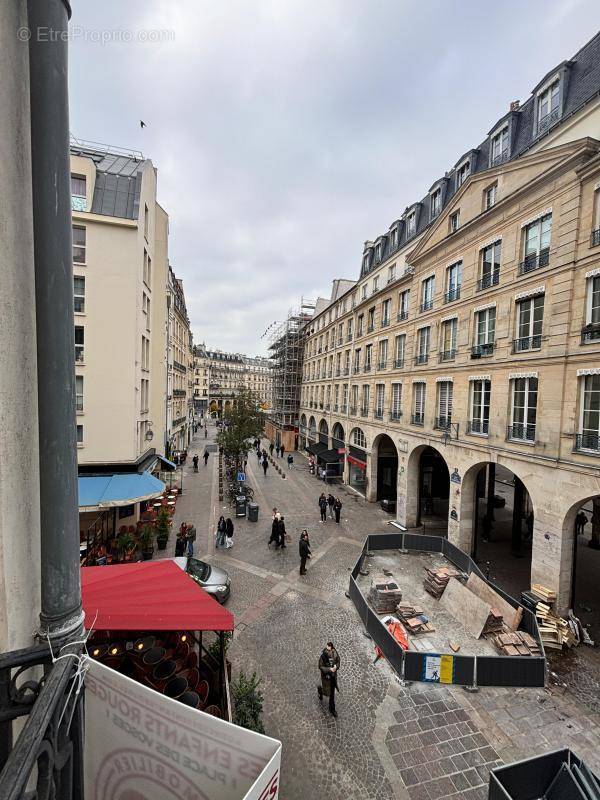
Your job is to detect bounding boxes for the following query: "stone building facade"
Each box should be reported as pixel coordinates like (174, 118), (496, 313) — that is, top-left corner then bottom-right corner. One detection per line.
(167, 266), (193, 453)
(298, 33), (600, 613)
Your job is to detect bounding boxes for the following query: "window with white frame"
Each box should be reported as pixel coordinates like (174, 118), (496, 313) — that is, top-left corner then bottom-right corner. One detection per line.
(412, 383), (425, 424)
(75, 326), (84, 363)
(398, 289), (410, 320)
(352, 427), (366, 448)
(585, 276), (600, 327)
(76, 424), (84, 445)
(363, 254), (370, 272)
(456, 161), (470, 188)
(353, 348), (361, 372)
(375, 384), (385, 418)
(490, 127), (509, 165)
(510, 377), (538, 441)
(538, 80), (560, 131)
(381, 299), (391, 326)
(469, 379), (491, 435)
(367, 307), (375, 331)
(445, 262), (462, 302)
(365, 344), (373, 370)
(416, 327), (430, 364)
(342, 383), (348, 411)
(334, 384), (339, 408)
(430, 189), (441, 218)
(74, 276), (85, 313)
(480, 241), (501, 290)
(362, 284), (368, 299)
(522, 213), (552, 270)
(388, 264), (396, 283)
(421, 276), (435, 311)
(579, 375), (600, 451)
(394, 334), (406, 367)
(484, 183), (498, 210)
(474, 307), (496, 348)
(75, 375), (84, 412)
(378, 339), (388, 369)
(376, 241), (383, 261)
(351, 385), (359, 412)
(406, 211), (416, 237)
(347, 318), (354, 341)
(449, 211), (460, 233)
(515, 295), (544, 352)
(390, 228), (398, 250)
(361, 385), (370, 415)
(335, 352), (341, 375)
(391, 383), (402, 420)
(373, 276), (379, 293)
(71, 174), (86, 211)
(344, 349), (350, 373)
(441, 318), (457, 360)
(436, 381), (453, 428)
(72, 226), (86, 264)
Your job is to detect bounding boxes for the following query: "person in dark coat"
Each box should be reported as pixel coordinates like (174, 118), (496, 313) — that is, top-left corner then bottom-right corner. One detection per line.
(575, 510), (588, 536)
(192, 454), (199, 472)
(278, 516), (287, 548)
(280, 444), (285, 458)
(269, 442), (274, 456)
(175, 530), (186, 557)
(318, 642), (340, 717)
(327, 493), (335, 519)
(275, 444), (280, 458)
(299, 530), (311, 575)
(262, 457), (269, 476)
(216, 516), (227, 548)
(203, 450), (209, 466)
(333, 497), (342, 523)
(226, 518), (234, 539)
(257, 449), (262, 464)
(269, 515), (281, 548)
(318, 493), (328, 523)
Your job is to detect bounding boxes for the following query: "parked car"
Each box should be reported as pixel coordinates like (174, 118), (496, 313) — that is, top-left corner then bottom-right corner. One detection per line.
(173, 556), (231, 603)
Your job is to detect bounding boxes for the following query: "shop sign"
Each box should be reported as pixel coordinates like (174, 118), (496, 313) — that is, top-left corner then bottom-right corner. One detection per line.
(347, 455), (366, 470)
(337, 448), (347, 454)
(85, 659), (282, 800)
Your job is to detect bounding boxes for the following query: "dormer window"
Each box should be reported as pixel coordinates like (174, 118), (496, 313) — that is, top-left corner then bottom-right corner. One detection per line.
(456, 161), (470, 188)
(538, 79), (560, 132)
(390, 227), (398, 249)
(406, 211), (416, 237)
(375, 241), (383, 261)
(363, 253), (370, 272)
(490, 127), (509, 167)
(430, 189), (441, 219)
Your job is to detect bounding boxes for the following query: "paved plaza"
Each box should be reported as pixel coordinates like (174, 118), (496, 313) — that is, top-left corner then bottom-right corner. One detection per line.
(168, 422), (600, 800)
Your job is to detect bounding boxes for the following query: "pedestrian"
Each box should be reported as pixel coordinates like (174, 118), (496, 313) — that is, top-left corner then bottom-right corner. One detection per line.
(243, 458), (248, 471)
(278, 516), (287, 549)
(318, 493), (328, 523)
(280, 444), (285, 459)
(186, 524), (196, 557)
(203, 450), (209, 466)
(257, 449), (262, 464)
(269, 442), (274, 456)
(262, 457), (269, 477)
(317, 641), (340, 717)
(192, 454), (199, 472)
(299, 530), (311, 575)
(216, 516), (227, 548)
(309, 456), (315, 475)
(268, 514), (281, 548)
(275, 444), (280, 458)
(287, 453), (294, 470)
(575, 510), (588, 536)
(225, 517), (234, 549)
(327, 493), (335, 519)
(333, 497), (342, 523)
(175, 529), (186, 557)
(205, 427), (208, 439)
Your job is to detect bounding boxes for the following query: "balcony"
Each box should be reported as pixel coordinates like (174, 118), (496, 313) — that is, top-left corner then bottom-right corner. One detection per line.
(538, 107), (560, 132)
(377, 361), (387, 370)
(360, 407), (369, 417)
(420, 299), (433, 313)
(349, 406), (357, 416)
(333, 404), (339, 412)
(397, 310), (409, 322)
(343, 367), (350, 375)
(381, 318), (390, 328)
(389, 411), (402, 422)
(477, 270), (500, 291)
(318, 402), (324, 409)
(393, 358), (404, 369)
(336, 368), (341, 377)
(581, 323), (600, 343)
(172, 415), (187, 427)
(591, 228), (600, 248)
(507, 423), (536, 443)
(414, 353), (428, 365)
(444, 287), (461, 304)
(512, 335), (542, 353)
(325, 403), (331, 411)
(518, 247), (550, 275)
(471, 342), (494, 358)
(438, 349), (456, 362)
(435, 416), (452, 430)
(75, 347), (85, 363)
(467, 419), (489, 436)
(173, 388), (186, 397)
(327, 370), (333, 378)
(367, 324), (375, 333)
(337, 338), (343, 346)
(491, 148), (509, 167)
(347, 334), (353, 342)
(173, 359), (187, 373)
(575, 432), (600, 453)
(363, 364), (372, 373)
(411, 413), (424, 426)
(374, 410), (384, 419)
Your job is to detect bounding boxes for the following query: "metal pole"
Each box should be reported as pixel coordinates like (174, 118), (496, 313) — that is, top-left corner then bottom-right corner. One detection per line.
(28, 0), (83, 642)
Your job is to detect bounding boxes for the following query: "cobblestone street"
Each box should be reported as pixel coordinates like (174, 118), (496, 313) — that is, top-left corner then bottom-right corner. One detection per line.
(168, 424), (600, 800)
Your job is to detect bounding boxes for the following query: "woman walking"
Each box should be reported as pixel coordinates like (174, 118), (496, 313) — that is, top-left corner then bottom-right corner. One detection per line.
(216, 516), (227, 548)
(225, 517), (234, 548)
(334, 497), (343, 523)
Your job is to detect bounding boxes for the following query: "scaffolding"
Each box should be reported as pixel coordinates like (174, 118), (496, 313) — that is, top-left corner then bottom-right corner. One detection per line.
(268, 301), (314, 430)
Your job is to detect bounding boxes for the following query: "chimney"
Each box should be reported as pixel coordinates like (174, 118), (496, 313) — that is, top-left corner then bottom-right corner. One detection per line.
(510, 100), (520, 112)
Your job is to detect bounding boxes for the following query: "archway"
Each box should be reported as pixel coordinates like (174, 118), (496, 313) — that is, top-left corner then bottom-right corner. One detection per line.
(318, 419), (329, 446)
(332, 423), (345, 449)
(406, 445), (450, 533)
(373, 434), (398, 502)
(308, 416), (317, 442)
(462, 461), (534, 600)
(563, 495), (600, 644)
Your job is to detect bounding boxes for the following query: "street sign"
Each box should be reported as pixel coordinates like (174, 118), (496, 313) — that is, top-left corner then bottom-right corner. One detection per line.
(237, 472), (246, 482)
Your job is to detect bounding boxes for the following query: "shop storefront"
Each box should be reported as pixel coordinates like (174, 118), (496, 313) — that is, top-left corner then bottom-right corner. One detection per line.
(348, 446), (367, 495)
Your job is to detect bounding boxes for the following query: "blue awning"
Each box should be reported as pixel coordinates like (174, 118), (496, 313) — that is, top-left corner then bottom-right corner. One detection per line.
(78, 471), (165, 511)
(155, 454), (177, 471)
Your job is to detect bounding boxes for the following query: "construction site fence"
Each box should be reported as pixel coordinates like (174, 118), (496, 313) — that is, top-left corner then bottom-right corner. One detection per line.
(348, 532), (546, 689)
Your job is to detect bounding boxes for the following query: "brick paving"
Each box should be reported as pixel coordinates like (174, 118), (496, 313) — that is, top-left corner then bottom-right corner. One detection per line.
(161, 427), (600, 799)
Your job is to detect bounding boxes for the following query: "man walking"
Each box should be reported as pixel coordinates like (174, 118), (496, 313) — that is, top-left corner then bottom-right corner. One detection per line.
(269, 510), (281, 548)
(192, 454), (199, 472)
(269, 442), (274, 457)
(278, 516), (287, 548)
(318, 642), (340, 717)
(287, 453), (294, 469)
(275, 444), (280, 458)
(575, 510), (588, 536)
(318, 493), (328, 523)
(299, 530), (311, 575)
(262, 457), (269, 477)
(186, 524), (196, 557)
(333, 497), (343, 523)
(327, 493), (335, 519)
(280, 443), (285, 459)
(203, 449), (209, 466)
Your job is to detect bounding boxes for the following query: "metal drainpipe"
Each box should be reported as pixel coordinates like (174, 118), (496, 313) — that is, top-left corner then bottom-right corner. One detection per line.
(28, 0), (84, 642)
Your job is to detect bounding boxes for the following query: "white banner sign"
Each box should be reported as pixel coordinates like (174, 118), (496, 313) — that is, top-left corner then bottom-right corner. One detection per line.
(85, 659), (281, 800)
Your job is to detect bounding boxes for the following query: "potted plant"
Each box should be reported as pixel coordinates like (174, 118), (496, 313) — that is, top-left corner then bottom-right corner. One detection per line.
(139, 524), (155, 561)
(116, 531), (136, 562)
(156, 506), (171, 551)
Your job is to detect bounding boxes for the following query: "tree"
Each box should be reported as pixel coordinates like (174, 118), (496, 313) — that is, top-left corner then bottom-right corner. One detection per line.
(231, 671), (265, 734)
(216, 387), (264, 466)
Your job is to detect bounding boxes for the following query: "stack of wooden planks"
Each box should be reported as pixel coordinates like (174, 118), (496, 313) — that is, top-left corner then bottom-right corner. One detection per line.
(530, 583), (557, 605)
(368, 582), (403, 613)
(423, 566), (462, 599)
(395, 603), (435, 634)
(536, 602), (578, 650)
(490, 630), (543, 657)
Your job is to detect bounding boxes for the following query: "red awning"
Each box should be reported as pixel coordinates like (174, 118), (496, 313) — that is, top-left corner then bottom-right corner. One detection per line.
(81, 560), (234, 632)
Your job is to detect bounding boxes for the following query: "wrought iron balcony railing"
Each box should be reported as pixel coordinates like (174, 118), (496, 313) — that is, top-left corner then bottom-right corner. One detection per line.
(389, 411), (402, 421)
(414, 353), (428, 365)
(411, 413), (424, 426)
(507, 423), (536, 442)
(477, 270), (500, 291)
(363, 364), (372, 373)
(367, 324), (374, 333)
(435, 416), (452, 430)
(591, 228), (600, 248)
(347, 334), (353, 342)
(444, 287), (461, 304)
(381, 318), (390, 328)
(343, 367), (350, 375)
(538, 107), (560, 132)
(438, 349), (456, 362)
(491, 148), (509, 167)
(349, 406), (357, 416)
(374, 410), (384, 419)
(360, 407), (369, 417)
(377, 361), (387, 370)
(467, 419), (489, 435)
(471, 342), (494, 358)
(575, 432), (600, 453)
(420, 300), (433, 313)
(512, 335), (542, 353)
(581, 323), (600, 343)
(393, 359), (404, 369)
(518, 247), (550, 275)
(397, 310), (408, 322)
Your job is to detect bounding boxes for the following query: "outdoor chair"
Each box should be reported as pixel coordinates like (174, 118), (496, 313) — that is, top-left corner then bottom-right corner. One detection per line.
(164, 675), (188, 699)
(179, 691), (201, 708)
(204, 705), (221, 718)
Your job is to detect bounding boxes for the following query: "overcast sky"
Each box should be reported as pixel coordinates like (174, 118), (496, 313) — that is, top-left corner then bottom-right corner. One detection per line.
(69, 1), (599, 355)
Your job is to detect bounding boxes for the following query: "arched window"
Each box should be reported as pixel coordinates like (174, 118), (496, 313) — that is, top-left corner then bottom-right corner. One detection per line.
(300, 414), (307, 430)
(308, 417), (317, 440)
(318, 419), (329, 445)
(351, 427), (367, 449)
(332, 423), (345, 448)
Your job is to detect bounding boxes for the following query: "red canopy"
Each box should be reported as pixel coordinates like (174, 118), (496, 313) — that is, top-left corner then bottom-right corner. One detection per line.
(81, 560), (234, 632)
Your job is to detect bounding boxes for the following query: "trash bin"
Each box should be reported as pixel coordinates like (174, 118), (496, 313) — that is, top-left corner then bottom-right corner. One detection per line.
(235, 496), (247, 518)
(248, 502), (259, 523)
(380, 499), (396, 514)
